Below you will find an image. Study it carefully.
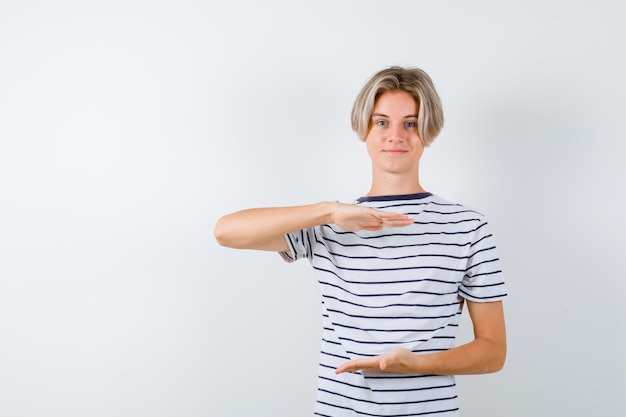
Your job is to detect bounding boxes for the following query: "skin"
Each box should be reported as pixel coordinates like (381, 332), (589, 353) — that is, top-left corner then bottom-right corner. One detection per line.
(214, 90), (506, 375)
(365, 90), (425, 196)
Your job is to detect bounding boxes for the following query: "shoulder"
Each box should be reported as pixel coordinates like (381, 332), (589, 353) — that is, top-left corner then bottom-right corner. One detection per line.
(426, 194), (487, 221)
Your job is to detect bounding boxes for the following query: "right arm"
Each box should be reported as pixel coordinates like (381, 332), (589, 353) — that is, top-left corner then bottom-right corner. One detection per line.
(214, 201), (414, 252)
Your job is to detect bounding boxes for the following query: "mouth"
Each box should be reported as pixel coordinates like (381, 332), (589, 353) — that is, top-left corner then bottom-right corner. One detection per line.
(383, 149), (408, 155)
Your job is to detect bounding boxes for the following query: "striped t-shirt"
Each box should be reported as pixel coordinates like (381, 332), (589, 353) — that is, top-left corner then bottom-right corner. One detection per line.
(280, 193), (507, 417)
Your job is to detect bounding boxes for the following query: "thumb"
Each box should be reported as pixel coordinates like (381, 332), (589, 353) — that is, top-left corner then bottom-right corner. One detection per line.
(379, 356), (388, 370)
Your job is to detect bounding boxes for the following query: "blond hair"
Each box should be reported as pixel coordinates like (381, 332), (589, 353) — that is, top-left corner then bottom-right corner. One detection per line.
(351, 66), (444, 146)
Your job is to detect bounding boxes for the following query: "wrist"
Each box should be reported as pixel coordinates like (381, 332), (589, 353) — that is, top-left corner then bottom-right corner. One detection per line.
(406, 351), (425, 373)
(325, 201), (340, 225)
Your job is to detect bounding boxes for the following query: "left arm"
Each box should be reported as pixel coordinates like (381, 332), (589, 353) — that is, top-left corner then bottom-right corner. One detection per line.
(335, 300), (506, 375)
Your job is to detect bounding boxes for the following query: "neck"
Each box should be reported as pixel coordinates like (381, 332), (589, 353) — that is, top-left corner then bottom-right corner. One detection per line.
(366, 171), (425, 197)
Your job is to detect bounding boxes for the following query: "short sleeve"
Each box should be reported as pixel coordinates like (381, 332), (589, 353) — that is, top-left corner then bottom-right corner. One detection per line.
(459, 218), (508, 302)
(279, 227), (316, 263)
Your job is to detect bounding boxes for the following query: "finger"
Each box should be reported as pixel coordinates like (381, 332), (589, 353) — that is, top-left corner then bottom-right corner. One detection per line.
(379, 218), (414, 228)
(336, 359), (367, 374)
(373, 212), (413, 223)
(382, 218), (414, 226)
(336, 357), (382, 374)
(335, 361), (356, 374)
(374, 211), (410, 220)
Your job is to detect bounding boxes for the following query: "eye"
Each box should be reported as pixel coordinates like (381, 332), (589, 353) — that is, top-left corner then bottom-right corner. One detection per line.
(375, 120), (388, 127)
(405, 121), (416, 128)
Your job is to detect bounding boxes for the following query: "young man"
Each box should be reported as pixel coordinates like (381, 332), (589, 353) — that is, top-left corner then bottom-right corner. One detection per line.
(214, 66), (507, 416)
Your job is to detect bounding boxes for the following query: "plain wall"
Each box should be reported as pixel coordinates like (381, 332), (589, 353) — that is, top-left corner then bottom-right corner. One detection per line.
(1, 0), (624, 416)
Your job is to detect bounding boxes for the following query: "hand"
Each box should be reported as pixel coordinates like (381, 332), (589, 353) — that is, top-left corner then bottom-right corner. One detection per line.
(332, 203), (414, 232)
(335, 348), (417, 374)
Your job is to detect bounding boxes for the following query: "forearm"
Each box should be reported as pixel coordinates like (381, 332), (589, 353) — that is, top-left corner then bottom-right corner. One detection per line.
(214, 202), (336, 250)
(215, 201), (414, 251)
(408, 336), (506, 375)
(336, 337), (506, 377)
(335, 301), (506, 376)
(408, 300), (506, 375)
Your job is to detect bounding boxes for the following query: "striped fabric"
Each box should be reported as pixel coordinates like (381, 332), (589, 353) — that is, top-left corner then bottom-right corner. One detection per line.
(280, 193), (507, 417)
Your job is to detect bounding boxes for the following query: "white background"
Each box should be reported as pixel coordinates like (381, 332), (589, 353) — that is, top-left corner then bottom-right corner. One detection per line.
(1, 1), (625, 416)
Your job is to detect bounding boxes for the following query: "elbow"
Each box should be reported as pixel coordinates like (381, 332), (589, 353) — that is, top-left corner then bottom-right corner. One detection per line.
(475, 336), (506, 374)
(488, 343), (507, 373)
(213, 217), (233, 247)
(491, 354), (506, 373)
(214, 215), (251, 249)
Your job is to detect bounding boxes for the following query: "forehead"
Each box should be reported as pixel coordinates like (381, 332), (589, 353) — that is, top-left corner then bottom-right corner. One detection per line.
(372, 90), (418, 115)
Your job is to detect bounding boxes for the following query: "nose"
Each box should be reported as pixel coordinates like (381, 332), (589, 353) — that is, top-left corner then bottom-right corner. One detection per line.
(387, 123), (404, 141)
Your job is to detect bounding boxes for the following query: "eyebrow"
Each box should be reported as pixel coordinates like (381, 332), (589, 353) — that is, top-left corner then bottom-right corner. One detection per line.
(371, 113), (419, 118)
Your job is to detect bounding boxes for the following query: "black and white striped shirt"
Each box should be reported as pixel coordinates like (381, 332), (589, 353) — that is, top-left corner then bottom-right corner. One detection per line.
(281, 192), (507, 417)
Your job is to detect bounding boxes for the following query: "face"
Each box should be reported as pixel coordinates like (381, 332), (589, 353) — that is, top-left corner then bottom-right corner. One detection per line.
(365, 90), (424, 178)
